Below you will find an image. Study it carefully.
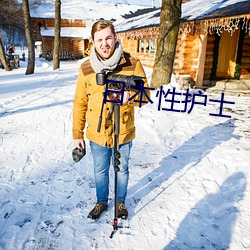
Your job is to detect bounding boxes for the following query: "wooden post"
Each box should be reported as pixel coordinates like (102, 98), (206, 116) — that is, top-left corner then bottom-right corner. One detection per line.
(144, 38), (146, 54)
(149, 39), (152, 53)
(195, 33), (207, 87)
(139, 39), (142, 53)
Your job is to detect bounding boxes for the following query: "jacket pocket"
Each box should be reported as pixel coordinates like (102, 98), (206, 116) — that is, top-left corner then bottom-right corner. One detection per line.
(120, 106), (135, 134)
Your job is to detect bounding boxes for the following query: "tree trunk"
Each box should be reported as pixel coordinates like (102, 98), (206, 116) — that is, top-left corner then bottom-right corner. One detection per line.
(53, 0), (61, 70)
(0, 37), (11, 71)
(22, 0), (35, 75)
(151, 0), (182, 89)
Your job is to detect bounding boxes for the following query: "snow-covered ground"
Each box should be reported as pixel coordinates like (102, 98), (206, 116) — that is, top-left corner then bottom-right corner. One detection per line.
(0, 50), (249, 250)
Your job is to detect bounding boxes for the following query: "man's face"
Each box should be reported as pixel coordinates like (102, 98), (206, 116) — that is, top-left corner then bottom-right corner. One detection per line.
(93, 27), (117, 60)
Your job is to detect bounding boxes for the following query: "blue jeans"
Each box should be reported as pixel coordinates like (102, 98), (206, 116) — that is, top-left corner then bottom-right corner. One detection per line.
(90, 141), (132, 205)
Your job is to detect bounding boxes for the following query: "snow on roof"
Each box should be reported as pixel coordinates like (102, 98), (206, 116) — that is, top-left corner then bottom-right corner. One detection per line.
(182, 0), (250, 21)
(115, 0), (250, 33)
(40, 27), (91, 39)
(114, 8), (160, 33)
(30, 0), (151, 20)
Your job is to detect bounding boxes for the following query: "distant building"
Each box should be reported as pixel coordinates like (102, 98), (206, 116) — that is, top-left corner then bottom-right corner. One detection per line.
(31, 18), (92, 60)
(30, 1), (151, 60)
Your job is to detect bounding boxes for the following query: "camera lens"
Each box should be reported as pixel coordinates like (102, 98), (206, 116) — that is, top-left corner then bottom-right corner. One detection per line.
(108, 92), (122, 102)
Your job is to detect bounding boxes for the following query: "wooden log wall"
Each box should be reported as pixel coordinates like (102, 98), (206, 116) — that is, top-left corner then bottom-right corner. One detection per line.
(173, 34), (199, 80)
(134, 53), (156, 68)
(120, 38), (156, 68)
(121, 39), (137, 54)
(41, 37), (87, 58)
(240, 35), (250, 79)
(61, 38), (74, 52)
(72, 38), (88, 55)
(173, 34), (185, 75)
(32, 18), (86, 29)
(183, 35), (198, 79)
(41, 37), (53, 57)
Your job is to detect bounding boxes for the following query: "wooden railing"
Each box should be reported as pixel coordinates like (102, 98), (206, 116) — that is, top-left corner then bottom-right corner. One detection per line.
(46, 51), (83, 61)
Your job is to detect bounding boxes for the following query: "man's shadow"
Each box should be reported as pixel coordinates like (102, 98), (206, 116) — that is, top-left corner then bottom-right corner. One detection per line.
(128, 118), (239, 216)
(164, 172), (247, 249)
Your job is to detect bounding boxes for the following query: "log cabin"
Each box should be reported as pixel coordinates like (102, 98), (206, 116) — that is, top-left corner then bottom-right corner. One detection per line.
(31, 18), (92, 60)
(115, 0), (250, 90)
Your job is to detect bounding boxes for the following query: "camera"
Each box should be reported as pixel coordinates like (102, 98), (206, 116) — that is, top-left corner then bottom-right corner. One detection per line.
(96, 70), (144, 90)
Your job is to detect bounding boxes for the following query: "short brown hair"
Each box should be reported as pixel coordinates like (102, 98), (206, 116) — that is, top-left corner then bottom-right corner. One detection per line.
(91, 20), (116, 40)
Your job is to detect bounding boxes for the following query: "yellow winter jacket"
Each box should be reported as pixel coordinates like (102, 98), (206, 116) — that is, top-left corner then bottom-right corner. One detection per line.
(72, 52), (150, 148)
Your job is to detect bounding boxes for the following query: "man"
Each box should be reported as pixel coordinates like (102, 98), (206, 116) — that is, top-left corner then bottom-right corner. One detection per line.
(72, 20), (150, 220)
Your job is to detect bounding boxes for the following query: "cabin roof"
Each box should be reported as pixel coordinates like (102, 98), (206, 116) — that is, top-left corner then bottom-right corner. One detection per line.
(182, 0), (250, 21)
(30, 0), (151, 20)
(115, 0), (250, 33)
(40, 27), (91, 39)
(115, 8), (160, 33)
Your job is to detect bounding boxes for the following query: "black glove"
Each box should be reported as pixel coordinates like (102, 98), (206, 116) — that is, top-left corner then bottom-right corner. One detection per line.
(72, 146), (86, 162)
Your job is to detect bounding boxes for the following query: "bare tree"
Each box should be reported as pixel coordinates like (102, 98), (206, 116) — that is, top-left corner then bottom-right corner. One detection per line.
(22, 0), (35, 75)
(151, 0), (182, 89)
(0, 0), (23, 71)
(53, 0), (61, 70)
(0, 0), (24, 37)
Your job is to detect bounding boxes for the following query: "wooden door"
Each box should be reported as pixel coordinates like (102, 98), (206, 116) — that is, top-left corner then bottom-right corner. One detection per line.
(216, 30), (239, 78)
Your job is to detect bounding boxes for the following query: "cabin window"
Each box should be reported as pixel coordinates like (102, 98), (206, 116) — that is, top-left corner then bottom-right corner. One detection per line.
(137, 38), (146, 53)
(137, 38), (156, 54)
(150, 38), (155, 53)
